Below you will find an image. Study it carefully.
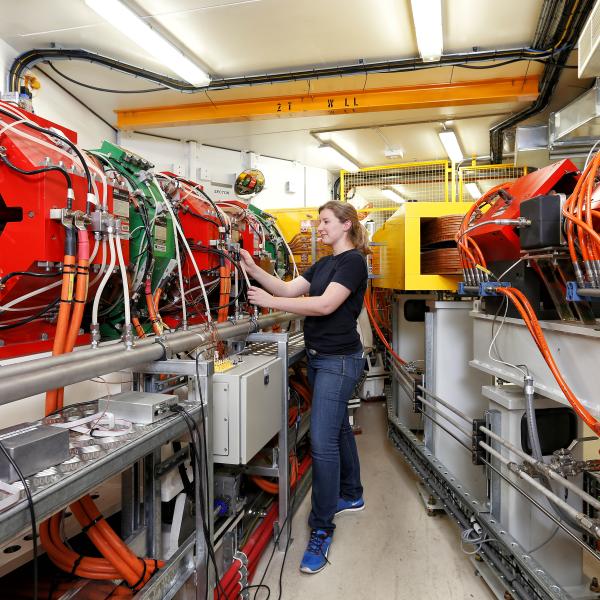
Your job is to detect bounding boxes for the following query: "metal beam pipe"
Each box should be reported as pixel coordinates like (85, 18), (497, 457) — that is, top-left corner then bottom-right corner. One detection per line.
(480, 441), (600, 539)
(0, 312), (298, 406)
(0, 313), (286, 378)
(480, 425), (600, 512)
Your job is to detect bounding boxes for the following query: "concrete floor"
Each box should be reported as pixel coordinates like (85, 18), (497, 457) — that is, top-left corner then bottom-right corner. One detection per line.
(253, 401), (495, 600)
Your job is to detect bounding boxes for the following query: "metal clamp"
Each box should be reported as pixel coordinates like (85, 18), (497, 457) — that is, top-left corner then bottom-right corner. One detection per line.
(472, 419), (486, 465)
(566, 281), (600, 302)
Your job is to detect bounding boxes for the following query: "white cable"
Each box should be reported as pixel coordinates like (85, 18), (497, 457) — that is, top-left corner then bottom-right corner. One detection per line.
(272, 221), (299, 278)
(0, 111), (104, 206)
(497, 256), (525, 281)
(584, 140), (600, 169)
(173, 213), (188, 327)
(153, 177), (212, 322)
(115, 230), (130, 328)
(488, 297), (529, 378)
(89, 238), (107, 287)
(92, 229), (116, 327)
(0, 278), (61, 312)
(0, 240), (98, 313)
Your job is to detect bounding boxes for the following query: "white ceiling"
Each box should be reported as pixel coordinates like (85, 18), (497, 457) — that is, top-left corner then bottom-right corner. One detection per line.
(0, 0), (593, 171)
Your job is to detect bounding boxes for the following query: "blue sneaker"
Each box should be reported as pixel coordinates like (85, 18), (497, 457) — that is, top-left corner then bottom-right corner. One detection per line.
(335, 496), (365, 515)
(299, 529), (332, 574)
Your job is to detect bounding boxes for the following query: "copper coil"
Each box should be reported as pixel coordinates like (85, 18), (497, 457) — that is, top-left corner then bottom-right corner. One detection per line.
(421, 248), (462, 275)
(421, 215), (464, 246)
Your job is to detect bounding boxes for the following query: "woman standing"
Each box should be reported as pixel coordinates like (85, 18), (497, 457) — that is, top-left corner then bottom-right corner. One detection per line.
(240, 200), (370, 574)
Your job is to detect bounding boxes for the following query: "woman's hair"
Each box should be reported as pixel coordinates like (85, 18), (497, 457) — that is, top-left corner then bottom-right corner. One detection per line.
(318, 200), (372, 255)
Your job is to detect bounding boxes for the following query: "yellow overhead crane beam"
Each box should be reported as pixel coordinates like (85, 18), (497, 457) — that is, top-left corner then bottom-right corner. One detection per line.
(116, 76), (539, 129)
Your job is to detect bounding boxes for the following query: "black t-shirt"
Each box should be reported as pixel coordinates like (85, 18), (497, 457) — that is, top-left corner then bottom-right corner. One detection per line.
(301, 249), (368, 354)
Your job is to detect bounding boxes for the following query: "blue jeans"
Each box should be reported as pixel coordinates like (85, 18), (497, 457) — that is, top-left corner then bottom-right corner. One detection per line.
(306, 350), (365, 532)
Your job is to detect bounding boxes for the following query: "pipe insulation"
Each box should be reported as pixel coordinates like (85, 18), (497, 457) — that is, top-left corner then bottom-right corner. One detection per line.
(0, 311), (299, 406)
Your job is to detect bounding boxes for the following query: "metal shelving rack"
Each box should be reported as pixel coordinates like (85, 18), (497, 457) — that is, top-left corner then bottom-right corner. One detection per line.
(241, 331), (310, 551)
(0, 358), (214, 600)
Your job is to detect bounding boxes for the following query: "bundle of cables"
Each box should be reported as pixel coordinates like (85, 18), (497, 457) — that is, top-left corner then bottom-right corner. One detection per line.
(363, 285), (406, 367)
(456, 160), (600, 436)
(39, 225), (163, 592)
(562, 151), (600, 289)
(455, 183), (512, 285)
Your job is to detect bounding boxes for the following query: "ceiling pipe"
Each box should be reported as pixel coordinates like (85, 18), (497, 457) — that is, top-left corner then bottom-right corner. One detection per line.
(10, 45), (557, 94)
(489, 0), (592, 163)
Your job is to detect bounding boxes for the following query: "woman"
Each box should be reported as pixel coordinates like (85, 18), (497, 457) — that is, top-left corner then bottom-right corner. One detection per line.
(240, 200), (369, 574)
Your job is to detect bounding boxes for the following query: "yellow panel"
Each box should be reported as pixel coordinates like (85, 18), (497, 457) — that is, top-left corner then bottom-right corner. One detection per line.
(268, 207), (320, 242)
(116, 76), (539, 128)
(371, 202), (474, 292)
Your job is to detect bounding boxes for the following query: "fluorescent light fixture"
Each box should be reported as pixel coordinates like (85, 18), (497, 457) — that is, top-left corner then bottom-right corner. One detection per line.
(465, 183), (482, 200)
(410, 0), (443, 62)
(382, 188), (406, 203)
(85, 0), (211, 86)
(318, 143), (360, 172)
(438, 130), (464, 164)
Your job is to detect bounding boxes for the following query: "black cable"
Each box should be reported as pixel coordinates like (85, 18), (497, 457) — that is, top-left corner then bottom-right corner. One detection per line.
(0, 440), (38, 600)
(0, 269), (62, 286)
(172, 399), (227, 600)
(248, 380), (304, 600)
(0, 297), (59, 330)
(47, 62), (168, 94)
(183, 182), (226, 230)
(0, 152), (73, 197)
(0, 106), (94, 210)
(181, 205), (221, 228)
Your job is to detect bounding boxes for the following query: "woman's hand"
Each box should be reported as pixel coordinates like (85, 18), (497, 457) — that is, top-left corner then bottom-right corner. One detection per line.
(248, 285), (276, 309)
(239, 248), (257, 276)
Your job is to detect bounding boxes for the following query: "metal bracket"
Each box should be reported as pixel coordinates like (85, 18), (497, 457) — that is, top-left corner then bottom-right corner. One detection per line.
(566, 281), (600, 302)
(458, 281), (510, 297)
(472, 418), (486, 465)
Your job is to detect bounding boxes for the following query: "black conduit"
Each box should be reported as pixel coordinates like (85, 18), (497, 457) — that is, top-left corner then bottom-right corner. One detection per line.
(489, 0), (593, 163)
(9, 46), (574, 95)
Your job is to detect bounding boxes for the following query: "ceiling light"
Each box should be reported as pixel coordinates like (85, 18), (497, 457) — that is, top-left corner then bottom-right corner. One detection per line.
(85, 0), (211, 86)
(384, 148), (404, 160)
(438, 130), (464, 164)
(382, 188), (406, 203)
(465, 183), (482, 200)
(410, 0), (443, 62)
(318, 143), (360, 172)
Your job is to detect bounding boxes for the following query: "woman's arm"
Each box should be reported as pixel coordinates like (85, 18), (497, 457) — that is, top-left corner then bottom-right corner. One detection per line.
(240, 248), (310, 297)
(248, 282), (351, 317)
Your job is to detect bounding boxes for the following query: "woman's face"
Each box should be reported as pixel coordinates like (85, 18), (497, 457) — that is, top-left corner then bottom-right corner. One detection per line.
(317, 208), (350, 246)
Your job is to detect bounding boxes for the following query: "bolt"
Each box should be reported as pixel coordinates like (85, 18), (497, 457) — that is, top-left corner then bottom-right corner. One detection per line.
(28, 211), (35, 218)
(40, 332), (49, 341)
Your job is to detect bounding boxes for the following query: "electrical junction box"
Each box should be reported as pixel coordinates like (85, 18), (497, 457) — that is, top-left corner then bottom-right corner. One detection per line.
(98, 391), (177, 424)
(0, 422), (70, 483)
(212, 354), (283, 465)
(519, 194), (565, 250)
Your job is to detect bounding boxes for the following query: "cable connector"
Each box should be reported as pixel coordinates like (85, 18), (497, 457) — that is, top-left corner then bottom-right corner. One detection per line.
(90, 323), (100, 348)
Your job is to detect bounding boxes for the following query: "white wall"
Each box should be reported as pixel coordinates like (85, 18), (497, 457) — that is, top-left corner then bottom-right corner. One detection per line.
(121, 133), (334, 209)
(0, 37), (333, 208)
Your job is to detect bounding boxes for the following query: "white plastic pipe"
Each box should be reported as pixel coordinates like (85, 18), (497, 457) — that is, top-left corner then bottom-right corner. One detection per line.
(115, 231), (130, 328)
(153, 177), (212, 322)
(92, 230), (116, 327)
